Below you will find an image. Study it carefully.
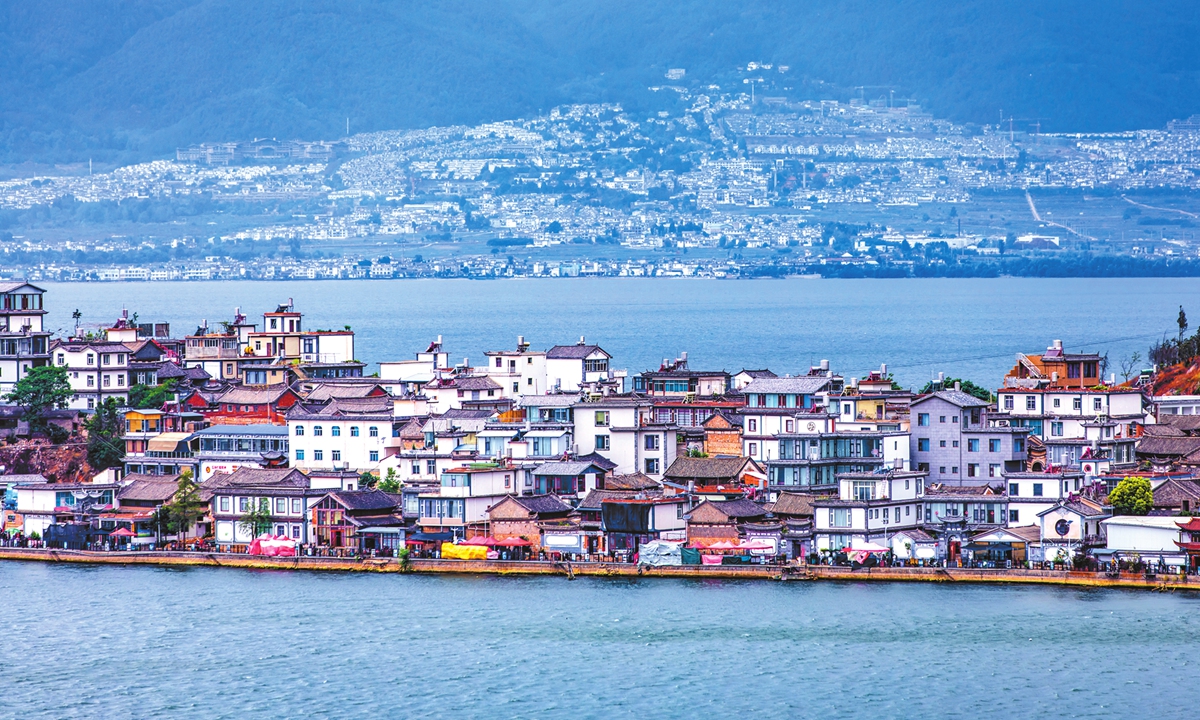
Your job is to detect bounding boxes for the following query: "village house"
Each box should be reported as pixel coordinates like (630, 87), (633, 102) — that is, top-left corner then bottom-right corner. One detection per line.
(530, 460), (610, 498)
(813, 469), (927, 552)
(0, 282), (51, 399)
(482, 336), (549, 395)
(701, 411), (743, 456)
(599, 495), (689, 556)
(910, 389), (1029, 485)
(545, 339), (616, 391)
(16, 481), (120, 538)
(190, 423), (289, 481)
(631, 353), (731, 397)
(684, 497), (768, 545)
(663, 456), (766, 494)
(287, 396), (394, 472)
(51, 338), (131, 410)
(1035, 498), (1111, 563)
(572, 395), (677, 480)
(203, 467), (319, 545)
(207, 385), (302, 424)
(309, 489), (405, 553)
(921, 483), (1008, 560)
(484, 494), (574, 551)
(1003, 470), (1086, 526)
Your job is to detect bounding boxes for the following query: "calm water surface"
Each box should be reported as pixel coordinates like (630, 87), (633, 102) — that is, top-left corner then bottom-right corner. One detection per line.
(41, 277), (1200, 387)
(0, 562), (1195, 719)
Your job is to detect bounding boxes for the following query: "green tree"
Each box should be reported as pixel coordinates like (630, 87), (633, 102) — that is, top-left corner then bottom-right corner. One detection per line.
(377, 467), (400, 493)
(238, 498), (273, 538)
(127, 380), (177, 409)
(1179, 305), (1189, 340)
(918, 377), (993, 401)
(359, 471), (377, 489)
(4, 365), (72, 425)
(86, 398), (124, 470)
(1108, 476), (1153, 516)
(168, 469), (206, 540)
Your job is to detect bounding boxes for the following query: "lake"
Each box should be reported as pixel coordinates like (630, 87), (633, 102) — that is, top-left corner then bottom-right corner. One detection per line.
(41, 277), (1200, 388)
(0, 562), (1195, 719)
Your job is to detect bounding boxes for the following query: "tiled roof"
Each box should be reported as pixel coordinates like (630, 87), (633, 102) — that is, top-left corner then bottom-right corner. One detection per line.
(664, 456), (754, 481)
(767, 492), (817, 517)
(606, 472), (660, 490)
(117, 476), (180, 502)
(740, 377), (831, 394)
(512, 494), (573, 515)
(217, 385), (294, 405)
(710, 498), (767, 518)
(913, 390), (991, 408)
(546, 344), (607, 359)
(533, 461), (604, 476)
(327, 489), (401, 511)
(1137, 436), (1200, 457)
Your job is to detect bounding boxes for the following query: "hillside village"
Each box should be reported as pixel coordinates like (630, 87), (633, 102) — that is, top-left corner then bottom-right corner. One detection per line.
(3, 280), (1200, 571)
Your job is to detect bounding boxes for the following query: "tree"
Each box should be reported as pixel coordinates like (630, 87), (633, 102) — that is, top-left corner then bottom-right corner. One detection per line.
(918, 377), (993, 401)
(377, 467), (400, 493)
(238, 498), (273, 538)
(86, 398), (124, 470)
(167, 470), (206, 541)
(127, 380), (177, 409)
(1108, 476), (1153, 516)
(1180, 305), (1189, 340)
(1120, 352), (1142, 383)
(4, 365), (72, 423)
(359, 471), (377, 489)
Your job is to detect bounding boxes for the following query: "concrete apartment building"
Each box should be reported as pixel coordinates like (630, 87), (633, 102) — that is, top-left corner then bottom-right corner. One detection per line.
(911, 390), (1029, 486)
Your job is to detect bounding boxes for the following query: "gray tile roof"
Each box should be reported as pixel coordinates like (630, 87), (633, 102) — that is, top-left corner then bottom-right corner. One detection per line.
(740, 377), (831, 394)
(546, 344), (608, 359)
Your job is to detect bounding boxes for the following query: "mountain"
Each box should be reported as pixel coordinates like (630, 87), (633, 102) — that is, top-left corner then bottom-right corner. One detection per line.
(3, 0), (1200, 163)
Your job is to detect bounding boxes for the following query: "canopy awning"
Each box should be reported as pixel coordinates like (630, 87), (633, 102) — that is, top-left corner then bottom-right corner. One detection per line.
(524, 430), (568, 438)
(477, 430), (518, 438)
(147, 432), (192, 452)
(409, 530), (454, 542)
(358, 527), (404, 535)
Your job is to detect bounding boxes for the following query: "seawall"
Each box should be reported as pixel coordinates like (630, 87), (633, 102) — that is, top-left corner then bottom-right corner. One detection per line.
(1, 548), (1197, 591)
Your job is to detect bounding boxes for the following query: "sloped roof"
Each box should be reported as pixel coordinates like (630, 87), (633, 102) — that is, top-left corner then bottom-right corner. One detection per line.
(532, 461), (605, 476)
(204, 467), (309, 490)
(546, 344), (608, 359)
(575, 452), (618, 471)
(740, 377), (830, 395)
(117, 476), (180, 502)
(737, 369), (777, 379)
(712, 498), (767, 519)
(512, 494), (573, 515)
(1137, 436), (1200, 457)
(767, 492), (817, 517)
(306, 383), (387, 402)
(606, 472), (660, 491)
(217, 385), (295, 405)
(327, 489), (401, 512)
(664, 456), (758, 481)
(1142, 424), (1186, 437)
(579, 489), (643, 509)
(912, 390), (990, 408)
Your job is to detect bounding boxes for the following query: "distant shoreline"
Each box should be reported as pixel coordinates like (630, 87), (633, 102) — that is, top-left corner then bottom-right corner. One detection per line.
(2, 548), (1195, 592)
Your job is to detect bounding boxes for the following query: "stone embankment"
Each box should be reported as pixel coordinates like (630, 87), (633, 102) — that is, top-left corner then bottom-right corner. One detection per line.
(0, 547), (1196, 592)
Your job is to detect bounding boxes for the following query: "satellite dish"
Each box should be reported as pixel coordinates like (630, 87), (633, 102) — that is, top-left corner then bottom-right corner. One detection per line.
(1055, 518), (1071, 537)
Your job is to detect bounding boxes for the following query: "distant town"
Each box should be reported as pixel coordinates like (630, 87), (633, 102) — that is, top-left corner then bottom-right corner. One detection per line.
(3, 64), (1200, 282)
(4, 281), (1200, 577)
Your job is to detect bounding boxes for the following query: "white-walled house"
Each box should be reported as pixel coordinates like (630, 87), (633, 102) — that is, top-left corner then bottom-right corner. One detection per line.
(546, 340), (615, 392)
(51, 339), (131, 410)
(287, 399), (394, 472)
(812, 469), (927, 551)
(1098, 515), (1190, 567)
(0, 281), (52, 398)
(572, 396), (677, 479)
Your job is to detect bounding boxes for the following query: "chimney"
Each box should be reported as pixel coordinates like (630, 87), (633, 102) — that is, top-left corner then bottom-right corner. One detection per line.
(880, 363), (887, 376)
(954, 381), (961, 392)
(579, 335), (586, 345)
(1054, 339), (1063, 350)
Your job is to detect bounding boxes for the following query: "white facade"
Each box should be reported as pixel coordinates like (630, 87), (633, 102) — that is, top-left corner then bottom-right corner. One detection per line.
(1101, 516), (1188, 562)
(289, 417), (390, 471)
(51, 341), (130, 410)
(573, 400), (676, 479)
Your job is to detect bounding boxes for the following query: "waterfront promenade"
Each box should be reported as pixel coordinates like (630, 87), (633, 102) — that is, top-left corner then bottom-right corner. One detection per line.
(1, 547), (1196, 592)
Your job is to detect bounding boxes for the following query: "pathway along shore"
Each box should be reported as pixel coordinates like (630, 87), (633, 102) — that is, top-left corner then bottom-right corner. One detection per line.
(1, 547), (1197, 592)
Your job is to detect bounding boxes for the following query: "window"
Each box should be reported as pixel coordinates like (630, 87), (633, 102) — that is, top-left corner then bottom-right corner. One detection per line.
(918, 438), (930, 451)
(426, 460), (437, 475)
(369, 426), (378, 437)
(314, 450), (324, 461)
(103, 354), (112, 365)
(644, 435), (659, 450)
(1053, 398), (1061, 408)
(1003, 395), (1014, 410)
(1032, 483), (1043, 497)
(513, 382), (520, 392)
(275, 498), (287, 514)
(331, 426), (341, 437)
(939, 466), (946, 474)
(644, 458), (659, 474)
(1009, 510), (1020, 523)
(369, 450), (379, 462)
(989, 439), (1000, 452)
(951, 466), (958, 474)
(86, 375), (94, 387)
(967, 464), (978, 477)
(989, 464), (1000, 477)
(1013, 439), (1025, 452)
(1008, 482), (1019, 496)
(785, 420), (794, 433)
(595, 434), (610, 450)
(117, 375), (124, 386)
(295, 426), (304, 436)
(1067, 363), (1081, 379)
(938, 439), (946, 448)
(1094, 398), (1103, 411)
(295, 450), (305, 460)
(747, 419), (758, 433)
(939, 416), (946, 423)
(219, 496), (230, 512)
(952, 415), (958, 424)
(313, 425), (323, 436)
(238, 497), (249, 512)
(1073, 398), (1082, 411)
(852, 481), (875, 501)
(967, 439), (979, 452)
(677, 504), (684, 519)
(917, 413), (929, 426)
(748, 442), (758, 456)
(829, 508), (851, 528)
(350, 426), (359, 437)
(883, 508), (889, 523)
(1026, 396), (1036, 410)
(331, 450), (341, 462)
(103, 374), (111, 387)
(595, 411), (610, 427)
(291, 498), (302, 514)
(1051, 422), (1063, 437)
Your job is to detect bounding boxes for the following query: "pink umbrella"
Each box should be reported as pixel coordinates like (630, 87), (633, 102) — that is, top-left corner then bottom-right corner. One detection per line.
(738, 540), (775, 550)
(461, 536), (497, 547)
(708, 541), (738, 549)
(109, 527), (136, 538)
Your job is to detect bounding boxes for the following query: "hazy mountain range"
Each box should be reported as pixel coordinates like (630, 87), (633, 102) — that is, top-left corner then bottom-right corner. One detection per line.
(3, 0), (1199, 163)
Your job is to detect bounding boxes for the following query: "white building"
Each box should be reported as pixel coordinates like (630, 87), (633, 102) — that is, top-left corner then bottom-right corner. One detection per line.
(1099, 515), (1190, 566)
(812, 470), (927, 551)
(287, 399), (394, 473)
(572, 396), (677, 480)
(50, 339), (131, 410)
(545, 340), (616, 392)
(0, 282), (52, 398)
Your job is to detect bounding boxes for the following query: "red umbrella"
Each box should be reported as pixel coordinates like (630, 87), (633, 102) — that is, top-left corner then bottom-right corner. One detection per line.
(495, 537), (532, 547)
(460, 536), (497, 546)
(109, 528), (136, 538)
